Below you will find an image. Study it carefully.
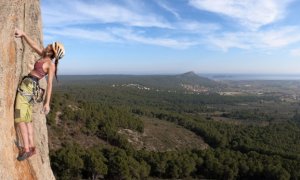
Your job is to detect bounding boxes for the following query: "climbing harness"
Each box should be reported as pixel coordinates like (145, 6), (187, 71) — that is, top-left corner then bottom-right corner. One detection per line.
(17, 75), (45, 104)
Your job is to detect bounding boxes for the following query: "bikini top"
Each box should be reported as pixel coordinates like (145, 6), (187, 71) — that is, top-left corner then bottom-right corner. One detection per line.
(32, 60), (47, 79)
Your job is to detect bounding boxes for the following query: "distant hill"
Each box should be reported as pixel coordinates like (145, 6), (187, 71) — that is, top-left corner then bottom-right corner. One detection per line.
(180, 71), (198, 77)
(56, 72), (222, 91)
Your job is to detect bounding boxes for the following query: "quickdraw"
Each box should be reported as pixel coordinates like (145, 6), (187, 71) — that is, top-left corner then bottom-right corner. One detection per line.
(17, 76), (45, 104)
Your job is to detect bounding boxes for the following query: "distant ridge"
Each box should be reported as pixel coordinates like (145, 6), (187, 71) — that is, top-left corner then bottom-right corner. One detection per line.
(57, 72), (221, 90)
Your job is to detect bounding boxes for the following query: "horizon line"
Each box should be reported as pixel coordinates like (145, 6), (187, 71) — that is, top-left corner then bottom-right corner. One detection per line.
(56, 73), (300, 76)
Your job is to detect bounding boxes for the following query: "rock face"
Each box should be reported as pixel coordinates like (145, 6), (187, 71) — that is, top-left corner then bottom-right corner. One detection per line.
(0, 0), (55, 179)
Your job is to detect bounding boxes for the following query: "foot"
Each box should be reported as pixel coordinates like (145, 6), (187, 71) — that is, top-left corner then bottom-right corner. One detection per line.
(17, 151), (31, 161)
(17, 147), (36, 161)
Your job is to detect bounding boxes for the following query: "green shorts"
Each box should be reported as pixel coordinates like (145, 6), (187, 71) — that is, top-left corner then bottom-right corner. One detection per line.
(14, 78), (35, 123)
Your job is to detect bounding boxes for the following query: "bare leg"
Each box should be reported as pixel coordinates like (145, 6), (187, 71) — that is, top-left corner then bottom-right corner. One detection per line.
(18, 122), (30, 152)
(26, 122), (34, 148)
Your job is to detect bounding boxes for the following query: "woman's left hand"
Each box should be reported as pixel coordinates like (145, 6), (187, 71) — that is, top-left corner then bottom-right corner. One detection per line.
(42, 104), (50, 115)
(15, 28), (25, 38)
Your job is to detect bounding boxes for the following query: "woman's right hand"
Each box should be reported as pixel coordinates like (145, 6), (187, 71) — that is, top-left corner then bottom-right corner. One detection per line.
(41, 104), (50, 115)
(15, 28), (25, 38)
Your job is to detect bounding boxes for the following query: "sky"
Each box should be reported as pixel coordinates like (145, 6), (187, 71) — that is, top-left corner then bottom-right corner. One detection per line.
(41, 0), (300, 75)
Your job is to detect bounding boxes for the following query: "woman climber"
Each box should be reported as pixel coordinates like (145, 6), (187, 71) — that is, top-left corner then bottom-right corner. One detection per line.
(14, 28), (65, 161)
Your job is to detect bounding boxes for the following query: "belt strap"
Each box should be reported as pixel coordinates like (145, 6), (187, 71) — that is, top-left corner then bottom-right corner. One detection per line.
(23, 75), (39, 83)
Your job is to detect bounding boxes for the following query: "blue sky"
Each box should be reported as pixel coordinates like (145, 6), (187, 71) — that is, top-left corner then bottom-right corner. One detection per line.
(41, 0), (300, 75)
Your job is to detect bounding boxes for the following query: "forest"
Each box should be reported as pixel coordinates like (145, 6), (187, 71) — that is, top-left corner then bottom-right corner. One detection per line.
(47, 75), (300, 179)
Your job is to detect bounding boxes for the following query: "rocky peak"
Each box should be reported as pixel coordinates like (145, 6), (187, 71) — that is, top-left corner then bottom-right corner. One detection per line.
(181, 71), (198, 77)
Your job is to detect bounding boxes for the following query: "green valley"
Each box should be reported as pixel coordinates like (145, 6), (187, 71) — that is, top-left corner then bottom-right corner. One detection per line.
(48, 73), (300, 179)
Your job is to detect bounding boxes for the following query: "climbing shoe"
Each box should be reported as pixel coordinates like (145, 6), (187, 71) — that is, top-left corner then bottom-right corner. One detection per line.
(17, 151), (31, 161)
(29, 147), (36, 156)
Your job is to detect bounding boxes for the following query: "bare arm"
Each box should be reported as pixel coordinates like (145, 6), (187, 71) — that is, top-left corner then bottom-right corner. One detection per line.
(42, 63), (55, 114)
(15, 28), (43, 56)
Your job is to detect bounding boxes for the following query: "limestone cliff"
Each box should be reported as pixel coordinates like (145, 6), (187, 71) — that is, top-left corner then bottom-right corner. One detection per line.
(0, 0), (55, 179)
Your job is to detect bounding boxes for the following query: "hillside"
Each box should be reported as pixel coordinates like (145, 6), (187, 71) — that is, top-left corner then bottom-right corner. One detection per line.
(48, 76), (300, 179)
(119, 116), (208, 151)
(48, 112), (208, 152)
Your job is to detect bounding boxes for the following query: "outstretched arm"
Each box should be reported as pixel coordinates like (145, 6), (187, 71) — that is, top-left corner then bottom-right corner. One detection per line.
(15, 28), (43, 56)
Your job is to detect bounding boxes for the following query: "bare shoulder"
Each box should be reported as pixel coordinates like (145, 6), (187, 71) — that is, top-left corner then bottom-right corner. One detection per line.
(47, 60), (56, 72)
(50, 61), (55, 68)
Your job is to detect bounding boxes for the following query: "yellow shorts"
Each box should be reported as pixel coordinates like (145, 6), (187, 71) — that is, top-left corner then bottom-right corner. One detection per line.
(14, 78), (35, 123)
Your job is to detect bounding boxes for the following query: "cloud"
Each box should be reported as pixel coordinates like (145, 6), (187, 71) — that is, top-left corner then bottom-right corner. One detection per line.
(207, 33), (251, 51)
(189, 0), (294, 30)
(45, 28), (118, 42)
(206, 26), (300, 51)
(290, 48), (300, 57)
(42, 0), (300, 52)
(112, 29), (198, 49)
(177, 21), (220, 33)
(42, 0), (171, 28)
(155, 1), (181, 19)
(44, 23), (300, 52)
(45, 27), (198, 49)
(258, 27), (300, 48)
(42, 1), (91, 26)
